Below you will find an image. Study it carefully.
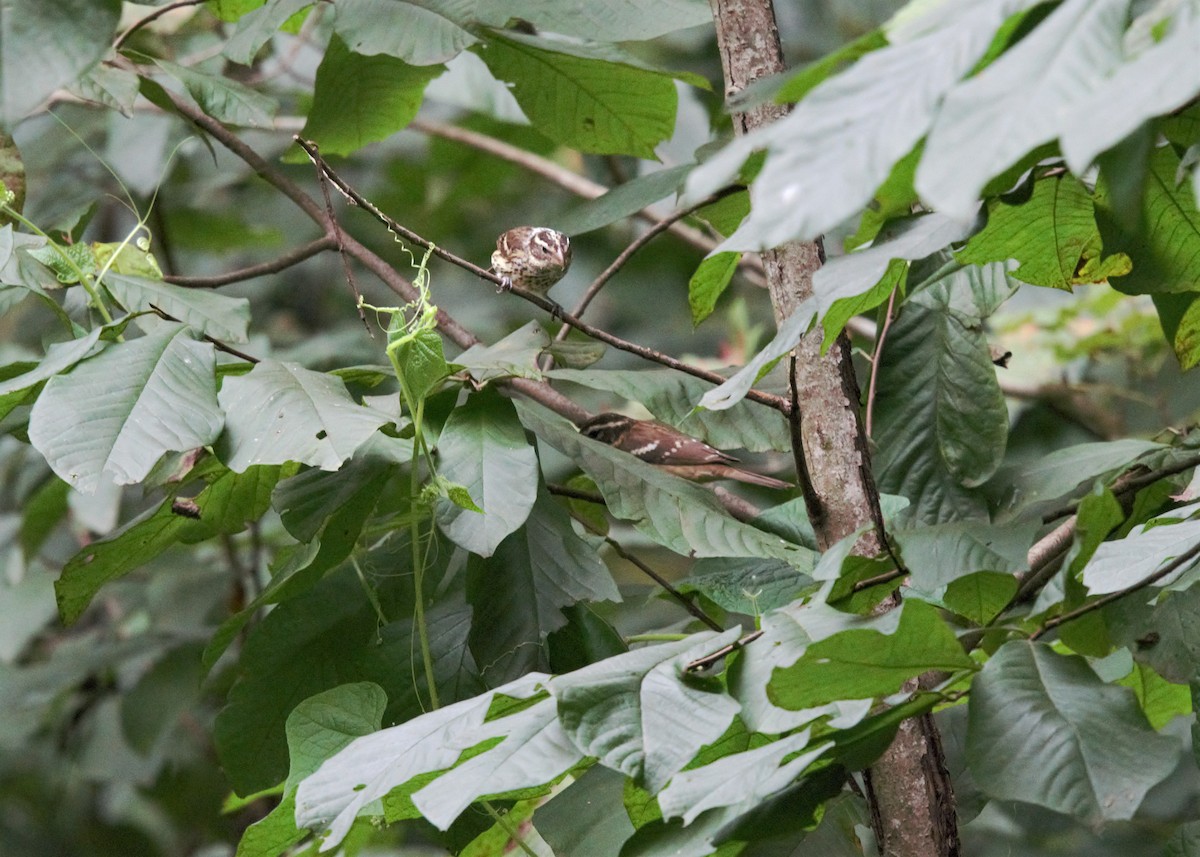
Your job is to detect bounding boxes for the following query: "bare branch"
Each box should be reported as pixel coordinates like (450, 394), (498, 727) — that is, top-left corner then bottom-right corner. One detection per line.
(165, 236), (336, 288)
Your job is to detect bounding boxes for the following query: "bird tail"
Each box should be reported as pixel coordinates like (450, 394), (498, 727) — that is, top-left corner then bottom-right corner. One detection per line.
(726, 469), (793, 490)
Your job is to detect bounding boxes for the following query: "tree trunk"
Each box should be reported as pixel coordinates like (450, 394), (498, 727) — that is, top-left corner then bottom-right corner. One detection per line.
(707, 2), (960, 855)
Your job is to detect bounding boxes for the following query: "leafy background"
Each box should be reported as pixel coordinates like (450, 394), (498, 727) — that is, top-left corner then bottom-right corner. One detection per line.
(4, 1), (1200, 856)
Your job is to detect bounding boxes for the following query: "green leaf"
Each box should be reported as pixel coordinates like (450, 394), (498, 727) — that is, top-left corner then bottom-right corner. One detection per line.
(215, 569), (393, 795)
(942, 572), (1018, 625)
(104, 273), (251, 342)
(1116, 662), (1190, 731)
(294, 673), (573, 842)
(28, 324), (222, 493)
(467, 489), (618, 683)
(549, 366), (790, 452)
(476, 32), (680, 158)
(1153, 291), (1200, 370)
(0, 0), (121, 127)
(967, 641), (1178, 822)
(679, 557), (810, 615)
(217, 359), (389, 472)
(536, 766), (635, 857)
(1104, 144), (1200, 295)
(55, 465), (276, 624)
(684, 0), (1030, 248)
(1060, 6), (1200, 174)
(845, 143), (922, 251)
(292, 36), (443, 158)
(517, 401), (811, 566)
(234, 791), (307, 857)
(1010, 439), (1164, 512)
(156, 59), (277, 126)
(474, 0), (713, 41)
(332, 0), (475, 65)
(436, 391), (538, 557)
(656, 729), (830, 825)
(0, 327), (105, 398)
(689, 252), (740, 326)
(872, 267), (1011, 523)
(455, 320), (549, 382)
(957, 175), (1131, 289)
(549, 630), (741, 790)
(774, 28), (889, 104)
(769, 600), (974, 710)
(1081, 517), (1200, 594)
(697, 298), (816, 413)
(286, 683), (387, 790)
(224, 0), (316, 65)
(894, 519), (1037, 591)
(394, 327), (452, 404)
(556, 164), (694, 236)
(918, 0), (1128, 220)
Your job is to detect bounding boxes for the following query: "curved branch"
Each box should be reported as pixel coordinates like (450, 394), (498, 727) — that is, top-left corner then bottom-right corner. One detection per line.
(165, 236), (336, 288)
(114, 0), (207, 51)
(556, 186), (744, 339)
(1031, 539), (1200, 641)
(292, 137), (790, 414)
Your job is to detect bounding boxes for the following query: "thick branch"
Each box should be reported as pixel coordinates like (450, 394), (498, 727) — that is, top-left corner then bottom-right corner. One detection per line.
(707, 3), (956, 856)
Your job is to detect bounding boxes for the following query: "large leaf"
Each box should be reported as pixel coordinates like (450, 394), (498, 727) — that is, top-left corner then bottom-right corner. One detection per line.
(466, 489), (618, 684)
(769, 600), (974, 709)
(1081, 517), (1200, 594)
(555, 163), (694, 236)
(476, 31), (681, 158)
(957, 175), (1131, 289)
(684, 0), (1037, 248)
(294, 36), (443, 158)
(216, 359), (390, 472)
(967, 641), (1178, 822)
(156, 59), (277, 127)
(56, 465), (279, 624)
(28, 323), (222, 493)
(475, 0), (713, 41)
(656, 729), (829, 825)
(517, 401), (813, 566)
(1009, 438), (1165, 512)
(436, 391), (538, 557)
(214, 569), (394, 796)
(224, 0), (316, 65)
(1060, 3), (1200, 173)
(872, 266), (1011, 523)
(294, 673), (566, 844)
(918, 0), (1129, 219)
(104, 273), (251, 342)
(332, 0), (475, 65)
(549, 630), (741, 791)
(0, 0), (121, 128)
(895, 519), (1038, 591)
(1104, 144), (1200, 296)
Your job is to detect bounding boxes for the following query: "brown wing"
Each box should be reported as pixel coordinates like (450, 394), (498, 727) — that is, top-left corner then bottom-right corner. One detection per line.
(621, 420), (739, 466)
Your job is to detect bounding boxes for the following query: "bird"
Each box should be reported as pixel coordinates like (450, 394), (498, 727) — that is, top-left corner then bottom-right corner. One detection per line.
(578, 412), (792, 490)
(491, 226), (572, 295)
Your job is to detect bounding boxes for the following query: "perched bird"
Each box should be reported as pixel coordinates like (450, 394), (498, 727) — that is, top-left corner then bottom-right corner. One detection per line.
(579, 412), (791, 490)
(491, 226), (572, 295)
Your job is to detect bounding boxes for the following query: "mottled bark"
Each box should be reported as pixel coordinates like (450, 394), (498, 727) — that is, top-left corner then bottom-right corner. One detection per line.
(707, 2), (959, 855)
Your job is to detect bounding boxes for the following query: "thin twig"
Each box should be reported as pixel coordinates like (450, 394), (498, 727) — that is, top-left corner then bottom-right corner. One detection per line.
(555, 186), (744, 341)
(1031, 539), (1200, 641)
(293, 136), (790, 413)
(685, 629), (763, 671)
(409, 118), (771, 278)
(149, 304), (259, 363)
(573, 516), (722, 632)
(545, 482), (606, 504)
(852, 567), (906, 592)
(303, 141), (369, 331)
(1041, 455), (1200, 524)
(165, 236), (336, 288)
(114, 0), (207, 51)
(864, 287), (898, 439)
